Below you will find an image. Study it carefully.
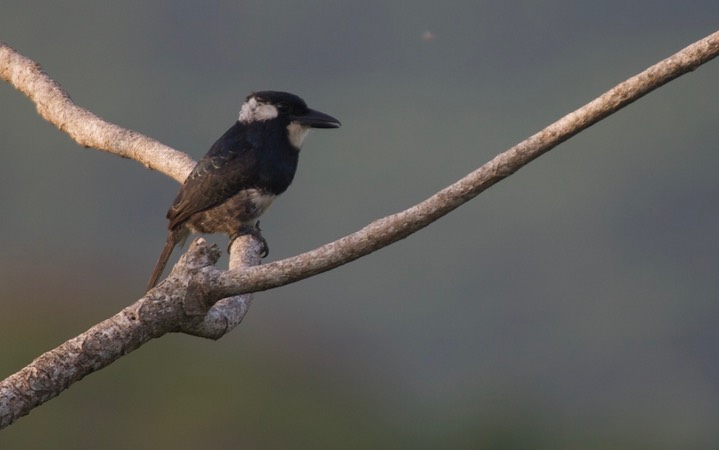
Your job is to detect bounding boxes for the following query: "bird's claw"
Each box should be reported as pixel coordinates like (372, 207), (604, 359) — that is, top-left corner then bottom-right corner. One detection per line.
(229, 222), (269, 257)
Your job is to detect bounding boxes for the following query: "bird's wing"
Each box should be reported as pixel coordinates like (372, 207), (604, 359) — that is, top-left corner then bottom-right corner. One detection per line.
(167, 124), (259, 229)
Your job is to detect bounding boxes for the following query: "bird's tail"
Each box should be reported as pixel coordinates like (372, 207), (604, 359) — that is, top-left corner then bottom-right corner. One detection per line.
(146, 233), (177, 292)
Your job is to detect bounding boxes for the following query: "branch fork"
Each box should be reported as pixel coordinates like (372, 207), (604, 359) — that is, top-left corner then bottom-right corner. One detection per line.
(1, 31), (718, 428)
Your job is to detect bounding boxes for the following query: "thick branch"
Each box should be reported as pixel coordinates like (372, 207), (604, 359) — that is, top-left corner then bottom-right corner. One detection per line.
(0, 237), (259, 428)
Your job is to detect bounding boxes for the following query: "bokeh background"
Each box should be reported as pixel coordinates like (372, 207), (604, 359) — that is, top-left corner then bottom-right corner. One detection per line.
(2, 2), (719, 448)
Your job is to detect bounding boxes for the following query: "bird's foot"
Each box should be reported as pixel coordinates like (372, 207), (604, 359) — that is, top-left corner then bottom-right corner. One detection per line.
(229, 222), (269, 257)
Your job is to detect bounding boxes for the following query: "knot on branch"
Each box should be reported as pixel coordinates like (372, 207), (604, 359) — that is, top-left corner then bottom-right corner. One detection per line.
(168, 238), (222, 316)
(142, 238), (222, 319)
(173, 234), (261, 339)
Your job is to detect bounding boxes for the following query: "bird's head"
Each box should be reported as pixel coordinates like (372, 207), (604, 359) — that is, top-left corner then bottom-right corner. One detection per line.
(239, 91), (341, 148)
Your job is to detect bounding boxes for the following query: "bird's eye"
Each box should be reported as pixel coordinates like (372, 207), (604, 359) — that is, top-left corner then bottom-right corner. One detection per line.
(276, 102), (289, 113)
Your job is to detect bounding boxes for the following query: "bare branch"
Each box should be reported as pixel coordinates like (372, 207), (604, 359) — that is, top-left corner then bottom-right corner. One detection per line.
(176, 235), (263, 339)
(0, 42), (195, 183)
(1, 30), (718, 428)
(0, 237), (257, 427)
(210, 31), (719, 298)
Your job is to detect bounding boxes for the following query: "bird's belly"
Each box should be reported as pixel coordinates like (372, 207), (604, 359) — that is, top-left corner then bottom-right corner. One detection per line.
(186, 189), (276, 236)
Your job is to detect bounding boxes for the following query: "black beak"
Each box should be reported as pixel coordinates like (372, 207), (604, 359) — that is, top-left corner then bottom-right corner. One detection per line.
(292, 108), (341, 129)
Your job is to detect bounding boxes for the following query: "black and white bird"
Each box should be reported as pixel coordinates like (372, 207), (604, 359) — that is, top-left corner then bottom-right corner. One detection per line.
(147, 91), (341, 291)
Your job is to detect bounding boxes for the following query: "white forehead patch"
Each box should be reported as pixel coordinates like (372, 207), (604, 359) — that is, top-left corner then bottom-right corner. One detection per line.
(286, 122), (312, 149)
(239, 97), (279, 123)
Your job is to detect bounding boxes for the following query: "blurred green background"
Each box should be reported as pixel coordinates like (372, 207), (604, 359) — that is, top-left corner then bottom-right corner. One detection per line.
(2, 1), (719, 448)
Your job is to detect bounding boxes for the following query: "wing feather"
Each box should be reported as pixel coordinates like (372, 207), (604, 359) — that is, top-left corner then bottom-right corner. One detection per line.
(167, 122), (260, 229)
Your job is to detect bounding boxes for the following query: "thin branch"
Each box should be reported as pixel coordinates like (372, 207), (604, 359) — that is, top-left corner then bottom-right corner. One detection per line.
(210, 30), (719, 298)
(0, 42), (195, 183)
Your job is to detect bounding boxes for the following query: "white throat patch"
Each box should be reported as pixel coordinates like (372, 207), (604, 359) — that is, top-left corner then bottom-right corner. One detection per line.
(287, 122), (312, 149)
(239, 97), (279, 123)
